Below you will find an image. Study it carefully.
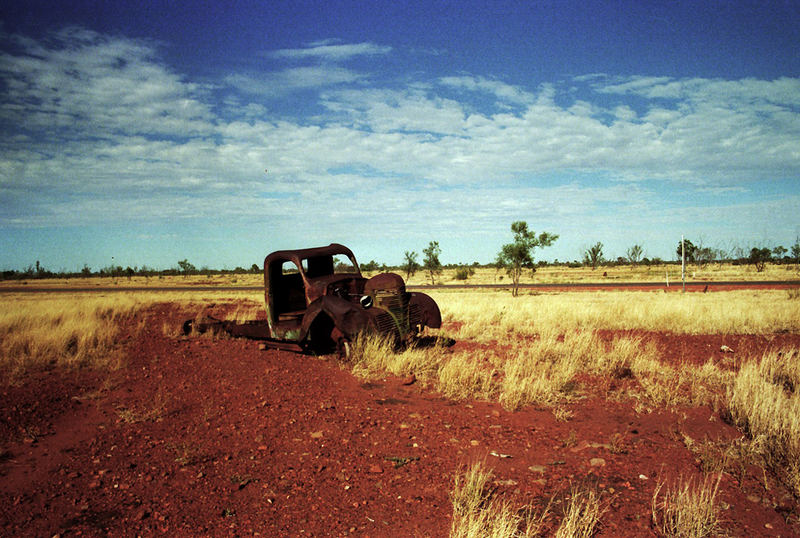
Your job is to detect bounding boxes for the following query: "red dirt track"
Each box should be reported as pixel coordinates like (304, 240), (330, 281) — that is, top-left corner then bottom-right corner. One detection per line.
(2, 303), (799, 536)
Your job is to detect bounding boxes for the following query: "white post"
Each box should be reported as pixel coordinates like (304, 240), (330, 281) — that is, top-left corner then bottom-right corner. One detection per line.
(681, 235), (686, 293)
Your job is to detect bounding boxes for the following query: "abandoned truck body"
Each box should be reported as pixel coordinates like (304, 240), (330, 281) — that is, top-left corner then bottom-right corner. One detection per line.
(186, 244), (441, 354)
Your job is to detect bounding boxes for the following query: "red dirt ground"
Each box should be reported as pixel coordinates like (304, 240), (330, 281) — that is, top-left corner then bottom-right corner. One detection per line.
(2, 304), (799, 536)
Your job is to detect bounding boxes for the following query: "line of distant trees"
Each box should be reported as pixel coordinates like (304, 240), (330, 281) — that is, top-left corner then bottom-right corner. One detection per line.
(3, 235), (799, 281)
(577, 238), (800, 274)
(0, 259), (263, 281)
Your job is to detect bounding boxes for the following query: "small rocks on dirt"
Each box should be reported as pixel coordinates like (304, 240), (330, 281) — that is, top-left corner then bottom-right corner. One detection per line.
(589, 458), (606, 467)
(401, 374), (416, 386)
(720, 345), (734, 353)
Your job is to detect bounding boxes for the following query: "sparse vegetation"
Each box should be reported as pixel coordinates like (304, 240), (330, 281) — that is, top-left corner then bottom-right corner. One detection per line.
(651, 472), (722, 538)
(450, 461), (551, 537)
(749, 247), (772, 272)
(626, 244), (644, 266)
(556, 486), (604, 538)
(435, 289), (798, 337)
(402, 250), (420, 280)
(727, 348), (800, 496)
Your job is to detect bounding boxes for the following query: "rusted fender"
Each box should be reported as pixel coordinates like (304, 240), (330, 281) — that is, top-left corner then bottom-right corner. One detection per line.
(302, 295), (373, 341)
(409, 291), (441, 328)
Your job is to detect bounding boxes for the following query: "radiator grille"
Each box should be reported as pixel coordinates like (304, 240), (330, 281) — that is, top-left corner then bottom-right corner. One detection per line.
(374, 290), (411, 337)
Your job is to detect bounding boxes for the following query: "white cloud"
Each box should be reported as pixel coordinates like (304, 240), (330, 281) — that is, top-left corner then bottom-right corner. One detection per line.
(225, 66), (363, 96)
(0, 27), (213, 138)
(269, 41), (392, 62)
(320, 88), (468, 134)
(439, 75), (534, 105)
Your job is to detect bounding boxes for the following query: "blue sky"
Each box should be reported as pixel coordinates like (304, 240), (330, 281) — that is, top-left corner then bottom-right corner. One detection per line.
(1, 1), (799, 272)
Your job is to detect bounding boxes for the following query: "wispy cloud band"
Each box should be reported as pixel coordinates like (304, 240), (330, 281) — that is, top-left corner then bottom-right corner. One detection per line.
(1, 27), (798, 264)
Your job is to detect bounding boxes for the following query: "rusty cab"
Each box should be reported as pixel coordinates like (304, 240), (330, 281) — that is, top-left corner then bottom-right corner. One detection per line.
(264, 243), (440, 355)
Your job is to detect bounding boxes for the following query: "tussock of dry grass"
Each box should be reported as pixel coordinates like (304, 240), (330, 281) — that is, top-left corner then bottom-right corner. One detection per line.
(0, 294), (142, 381)
(628, 357), (733, 411)
(555, 486), (604, 538)
(651, 472), (722, 538)
(349, 333), (497, 401)
(449, 462), (607, 537)
(727, 349), (800, 495)
(450, 461), (550, 538)
(499, 332), (663, 411)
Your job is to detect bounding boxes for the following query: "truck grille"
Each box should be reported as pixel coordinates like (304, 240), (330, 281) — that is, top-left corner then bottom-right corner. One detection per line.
(374, 290), (411, 338)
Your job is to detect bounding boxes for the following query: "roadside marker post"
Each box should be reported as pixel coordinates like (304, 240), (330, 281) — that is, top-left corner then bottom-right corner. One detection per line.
(681, 235), (686, 293)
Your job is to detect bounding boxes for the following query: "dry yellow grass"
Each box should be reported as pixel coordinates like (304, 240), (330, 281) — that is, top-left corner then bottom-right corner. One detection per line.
(433, 289), (799, 337)
(555, 486), (605, 538)
(349, 333), (498, 401)
(449, 461), (607, 538)
(499, 331), (664, 410)
(347, 307), (747, 415)
(727, 349), (800, 495)
(651, 472), (722, 538)
(401, 261), (799, 286)
(449, 461), (550, 538)
(1, 289), (270, 382)
(0, 294), (143, 381)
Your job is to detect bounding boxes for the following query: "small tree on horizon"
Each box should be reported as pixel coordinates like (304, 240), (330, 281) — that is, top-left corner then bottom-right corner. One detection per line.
(749, 247), (771, 272)
(402, 250), (420, 280)
(583, 242), (605, 270)
(626, 244), (644, 267)
(177, 259), (197, 278)
(496, 221), (558, 297)
(772, 246), (787, 264)
(422, 242), (442, 285)
(676, 239), (698, 263)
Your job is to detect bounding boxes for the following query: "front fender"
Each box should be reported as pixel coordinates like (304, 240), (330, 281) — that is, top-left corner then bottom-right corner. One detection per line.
(302, 296), (373, 340)
(409, 292), (441, 329)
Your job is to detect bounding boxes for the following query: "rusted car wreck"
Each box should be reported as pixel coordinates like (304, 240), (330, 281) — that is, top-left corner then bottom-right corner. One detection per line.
(185, 244), (441, 355)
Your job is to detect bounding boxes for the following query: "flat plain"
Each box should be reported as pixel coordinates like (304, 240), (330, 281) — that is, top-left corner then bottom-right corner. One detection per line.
(1, 268), (799, 536)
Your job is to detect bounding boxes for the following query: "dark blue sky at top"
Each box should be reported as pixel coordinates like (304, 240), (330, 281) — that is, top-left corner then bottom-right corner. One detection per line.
(6, 0), (799, 82)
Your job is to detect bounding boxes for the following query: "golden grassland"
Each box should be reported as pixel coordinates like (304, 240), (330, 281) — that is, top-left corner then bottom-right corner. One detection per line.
(0, 290), (261, 381)
(432, 288), (800, 336)
(2, 286), (799, 535)
(1, 260), (798, 289)
(0, 294), (141, 381)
